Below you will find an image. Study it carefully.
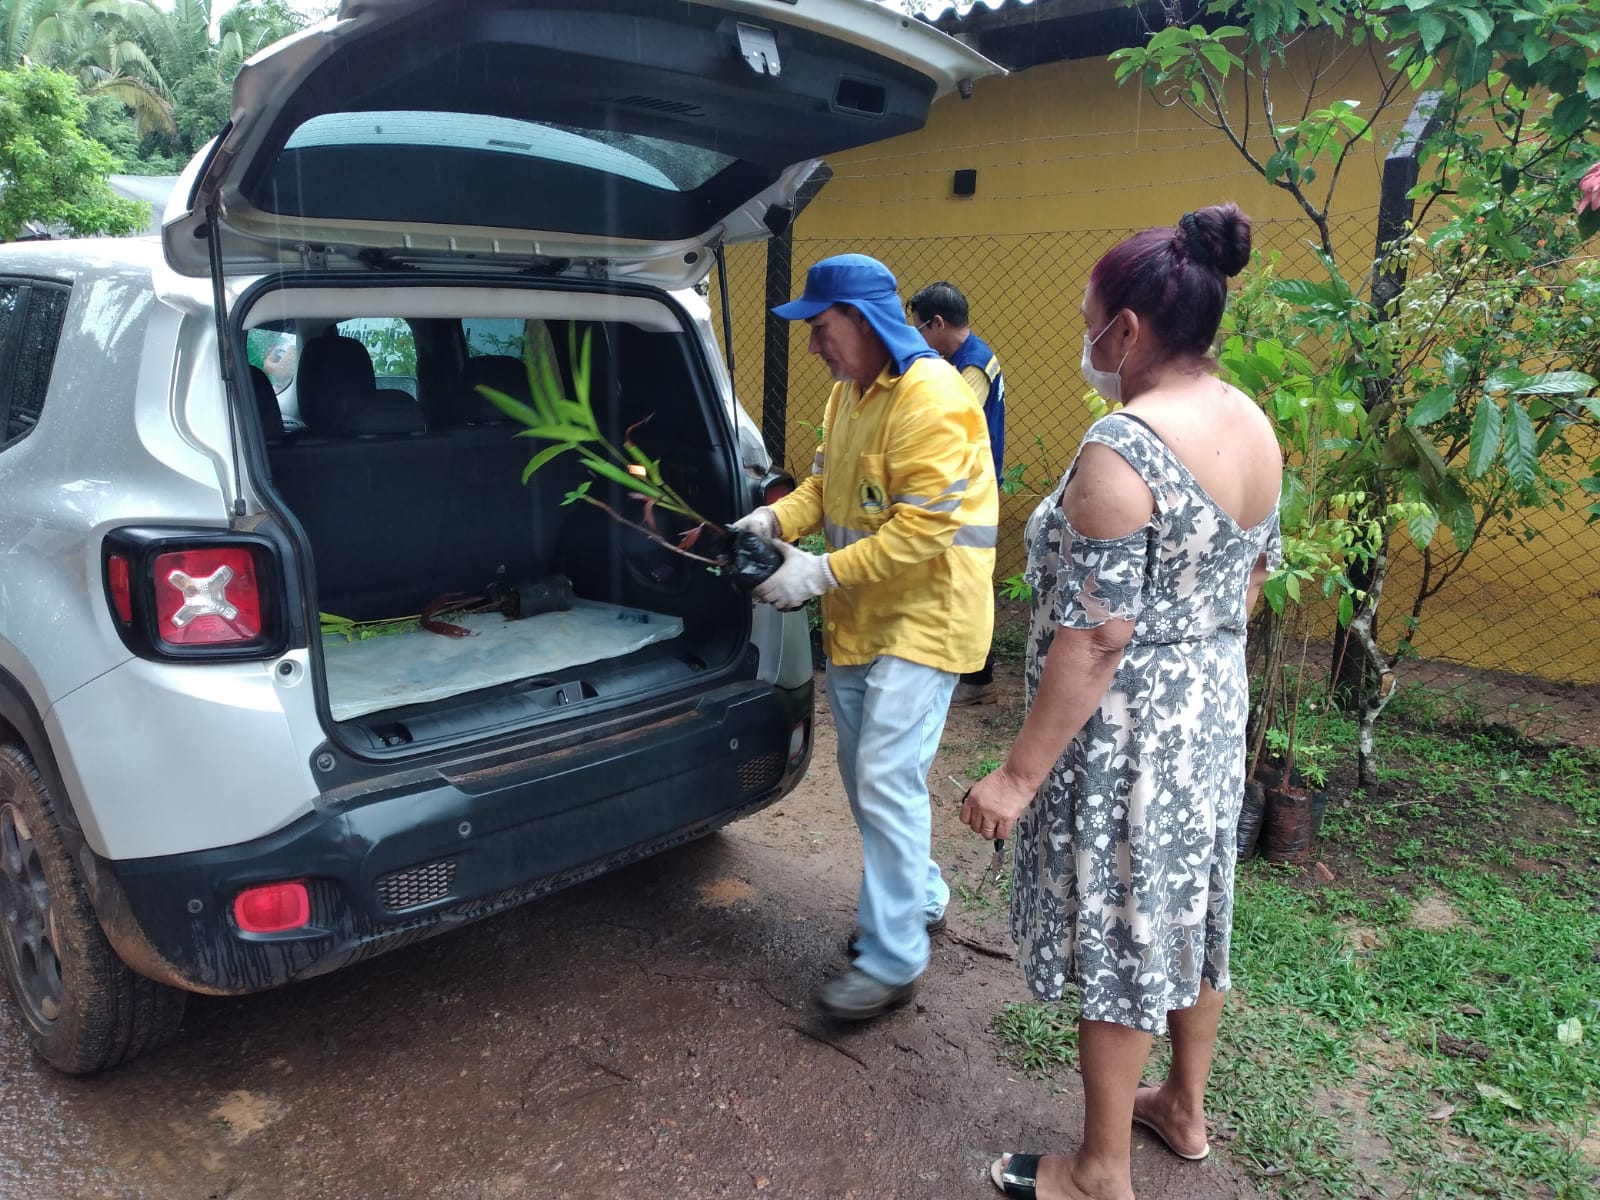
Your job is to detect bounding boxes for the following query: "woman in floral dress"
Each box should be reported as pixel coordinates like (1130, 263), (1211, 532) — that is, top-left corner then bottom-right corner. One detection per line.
(962, 204), (1283, 1200)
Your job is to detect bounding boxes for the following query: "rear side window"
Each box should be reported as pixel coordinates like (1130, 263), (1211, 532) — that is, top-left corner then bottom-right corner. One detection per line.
(0, 281), (70, 448)
(463, 317), (555, 364)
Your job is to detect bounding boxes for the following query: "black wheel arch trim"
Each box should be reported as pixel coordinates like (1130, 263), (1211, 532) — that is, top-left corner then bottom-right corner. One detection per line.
(0, 666), (81, 837)
(0, 666), (189, 992)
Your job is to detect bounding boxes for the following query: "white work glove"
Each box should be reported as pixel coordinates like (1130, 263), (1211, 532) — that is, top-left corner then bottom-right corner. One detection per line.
(730, 506), (778, 540)
(752, 539), (837, 611)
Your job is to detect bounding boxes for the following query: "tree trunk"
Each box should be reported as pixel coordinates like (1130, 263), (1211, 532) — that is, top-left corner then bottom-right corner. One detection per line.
(1348, 551), (1397, 787)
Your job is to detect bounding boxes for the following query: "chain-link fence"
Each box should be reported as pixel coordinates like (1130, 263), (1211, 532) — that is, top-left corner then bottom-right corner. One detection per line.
(708, 218), (1600, 687)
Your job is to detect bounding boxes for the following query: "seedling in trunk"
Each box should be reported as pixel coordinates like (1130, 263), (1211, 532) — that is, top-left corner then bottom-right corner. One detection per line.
(476, 324), (779, 586)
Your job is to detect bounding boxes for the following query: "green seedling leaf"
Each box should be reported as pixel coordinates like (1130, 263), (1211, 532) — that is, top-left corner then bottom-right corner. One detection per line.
(576, 326), (593, 401)
(1440, 478), (1476, 552)
(476, 384), (541, 429)
(1468, 398), (1502, 477)
(553, 398), (595, 430)
(1407, 505), (1439, 549)
(520, 441), (575, 485)
(1502, 399), (1537, 492)
(1486, 366), (1533, 394)
(516, 423), (596, 443)
(580, 454), (663, 495)
(1514, 371), (1598, 396)
(1406, 386), (1455, 428)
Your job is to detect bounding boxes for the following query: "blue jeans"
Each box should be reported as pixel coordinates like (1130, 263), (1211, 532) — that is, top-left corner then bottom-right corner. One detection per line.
(826, 655), (956, 987)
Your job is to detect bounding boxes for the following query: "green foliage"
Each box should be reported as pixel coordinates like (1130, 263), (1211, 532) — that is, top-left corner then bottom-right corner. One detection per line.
(798, 531), (827, 632)
(993, 1001), (1080, 1075)
(80, 91), (140, 168)
(1113, 0), (1600, 785)
(320, 610), (423, 641)
(998, 573), (1032, 603)
(999, 433), (1064, 498)
(967, 756), (1002, 780)
(0, 65), (145, 240)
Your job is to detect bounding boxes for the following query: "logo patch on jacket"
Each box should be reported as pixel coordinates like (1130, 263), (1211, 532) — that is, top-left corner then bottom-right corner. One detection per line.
(858, 479), (888, 514)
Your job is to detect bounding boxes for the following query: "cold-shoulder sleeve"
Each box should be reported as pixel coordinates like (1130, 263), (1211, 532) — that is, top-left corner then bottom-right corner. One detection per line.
(1050, 518), (1154, 630)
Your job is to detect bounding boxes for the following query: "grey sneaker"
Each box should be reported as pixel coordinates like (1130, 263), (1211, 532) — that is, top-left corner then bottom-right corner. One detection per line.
(845, 912), (946, 958)
(813, 967), (917, 1021)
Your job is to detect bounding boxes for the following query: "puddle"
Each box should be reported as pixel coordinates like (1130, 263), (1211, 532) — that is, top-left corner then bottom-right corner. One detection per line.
(696, 875), (755, 908)
(209, 1090), (286, 1143)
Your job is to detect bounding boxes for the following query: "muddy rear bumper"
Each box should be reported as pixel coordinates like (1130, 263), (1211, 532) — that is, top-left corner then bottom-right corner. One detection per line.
(85, 679), (813, 994)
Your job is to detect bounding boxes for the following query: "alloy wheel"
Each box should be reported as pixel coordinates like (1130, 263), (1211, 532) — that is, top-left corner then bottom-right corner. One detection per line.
(0, 800), (64, 1024)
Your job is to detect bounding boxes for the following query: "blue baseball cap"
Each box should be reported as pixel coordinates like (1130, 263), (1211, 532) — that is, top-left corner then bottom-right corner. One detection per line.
(772, 253), (939, 375)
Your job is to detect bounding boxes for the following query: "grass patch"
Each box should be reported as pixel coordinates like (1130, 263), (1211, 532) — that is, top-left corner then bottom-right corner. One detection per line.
(993, 618), (1029, 664)
(968, 757), (1002, 780)
(990, 693), (1600, 1198)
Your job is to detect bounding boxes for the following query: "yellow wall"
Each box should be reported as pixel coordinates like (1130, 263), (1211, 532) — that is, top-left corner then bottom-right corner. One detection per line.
(711, 41), (1600, 685)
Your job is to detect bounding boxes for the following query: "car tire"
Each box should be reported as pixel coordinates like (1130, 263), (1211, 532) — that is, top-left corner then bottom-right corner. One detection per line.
(0, 742), (186, 1074)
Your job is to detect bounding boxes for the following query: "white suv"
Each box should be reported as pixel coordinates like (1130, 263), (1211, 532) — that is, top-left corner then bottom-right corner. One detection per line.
(0, 0), (995, 1073)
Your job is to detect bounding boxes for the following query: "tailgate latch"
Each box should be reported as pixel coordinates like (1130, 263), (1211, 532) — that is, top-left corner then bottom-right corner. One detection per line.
(736, 23), (781, 77)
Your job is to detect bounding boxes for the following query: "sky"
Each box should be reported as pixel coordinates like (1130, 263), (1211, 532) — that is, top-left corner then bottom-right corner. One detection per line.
(147, 0), (331, 35)
(152, 0), (1026, 36)
(165, 0), (1018, 27)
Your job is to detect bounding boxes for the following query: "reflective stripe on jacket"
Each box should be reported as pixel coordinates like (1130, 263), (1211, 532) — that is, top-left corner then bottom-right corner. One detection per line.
(770, 357), (997, 674)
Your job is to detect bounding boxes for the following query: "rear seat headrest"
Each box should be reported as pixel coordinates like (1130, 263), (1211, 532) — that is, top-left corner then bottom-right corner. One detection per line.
(248, 365), (285, 444)
(296, 333), (426, 437)
(297, 335), (375, 432)
(450, 355), (528, 426)
(347, 392), (427, 436)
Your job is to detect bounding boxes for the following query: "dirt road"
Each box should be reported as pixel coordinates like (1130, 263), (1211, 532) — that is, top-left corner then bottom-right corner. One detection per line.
(1, 668), (1261, 1200)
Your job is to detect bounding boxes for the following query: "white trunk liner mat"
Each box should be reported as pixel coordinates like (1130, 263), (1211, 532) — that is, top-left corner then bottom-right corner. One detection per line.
(322, 600), (684, 722)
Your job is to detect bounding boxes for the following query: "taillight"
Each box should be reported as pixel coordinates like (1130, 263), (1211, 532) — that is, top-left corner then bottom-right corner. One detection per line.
(233, 881), (311, 934)
(761, 470), (797, 507)
(102, 529), (286, 660)
(152, 547), (263, 645)
(107, 554), (133, 624)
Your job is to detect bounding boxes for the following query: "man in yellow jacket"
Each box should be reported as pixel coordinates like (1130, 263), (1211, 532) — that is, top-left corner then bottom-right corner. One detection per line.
(733, 254), (997, 1021)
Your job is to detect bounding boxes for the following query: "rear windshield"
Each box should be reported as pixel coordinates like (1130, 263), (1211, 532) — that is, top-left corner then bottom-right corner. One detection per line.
(285, 112), (735, 193)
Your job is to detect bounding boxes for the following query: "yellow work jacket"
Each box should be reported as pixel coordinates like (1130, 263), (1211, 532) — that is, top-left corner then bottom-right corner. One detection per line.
(771, 357), (997, 674)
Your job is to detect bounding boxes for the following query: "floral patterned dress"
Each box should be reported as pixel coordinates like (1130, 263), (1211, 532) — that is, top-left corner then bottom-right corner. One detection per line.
(1009, 412), (1281, 1033)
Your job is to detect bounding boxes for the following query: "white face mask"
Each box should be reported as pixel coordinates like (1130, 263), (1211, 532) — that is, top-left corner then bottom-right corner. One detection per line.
(1080, 318), (1128, 403)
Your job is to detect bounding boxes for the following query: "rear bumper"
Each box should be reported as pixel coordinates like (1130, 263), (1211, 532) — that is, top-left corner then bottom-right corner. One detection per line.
(85, 679), (812, 994)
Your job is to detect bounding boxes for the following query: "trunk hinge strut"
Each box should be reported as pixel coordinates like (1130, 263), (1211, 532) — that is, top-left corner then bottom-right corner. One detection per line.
(713, 243), (736, 381)
(204, 202), (247, 519)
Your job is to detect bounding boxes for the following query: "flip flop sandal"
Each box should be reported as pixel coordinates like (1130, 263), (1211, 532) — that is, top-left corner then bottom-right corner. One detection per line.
(1131, 1112), (1211, 1161)
(990, 1153), (1044, 1197)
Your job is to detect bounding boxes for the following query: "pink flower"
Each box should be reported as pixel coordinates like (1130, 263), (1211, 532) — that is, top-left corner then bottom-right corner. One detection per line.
(1579, 163), (1600, 215)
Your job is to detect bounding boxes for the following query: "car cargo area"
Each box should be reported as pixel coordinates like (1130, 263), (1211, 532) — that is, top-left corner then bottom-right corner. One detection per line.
(241, 285), (750, 748)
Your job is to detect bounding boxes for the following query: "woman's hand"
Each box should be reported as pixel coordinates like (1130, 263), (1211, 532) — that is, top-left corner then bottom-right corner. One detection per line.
(960, 765), (1037, 842)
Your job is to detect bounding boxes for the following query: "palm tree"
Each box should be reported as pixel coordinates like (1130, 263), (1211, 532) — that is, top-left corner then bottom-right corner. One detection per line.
(118, 0), (301, 152)
(4, 0), (175, 140)
(4, 0), (84, 67)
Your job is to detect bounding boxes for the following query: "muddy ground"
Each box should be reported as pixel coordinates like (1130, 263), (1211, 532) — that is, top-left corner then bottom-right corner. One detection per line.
(0, 662), (1274, 1200)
